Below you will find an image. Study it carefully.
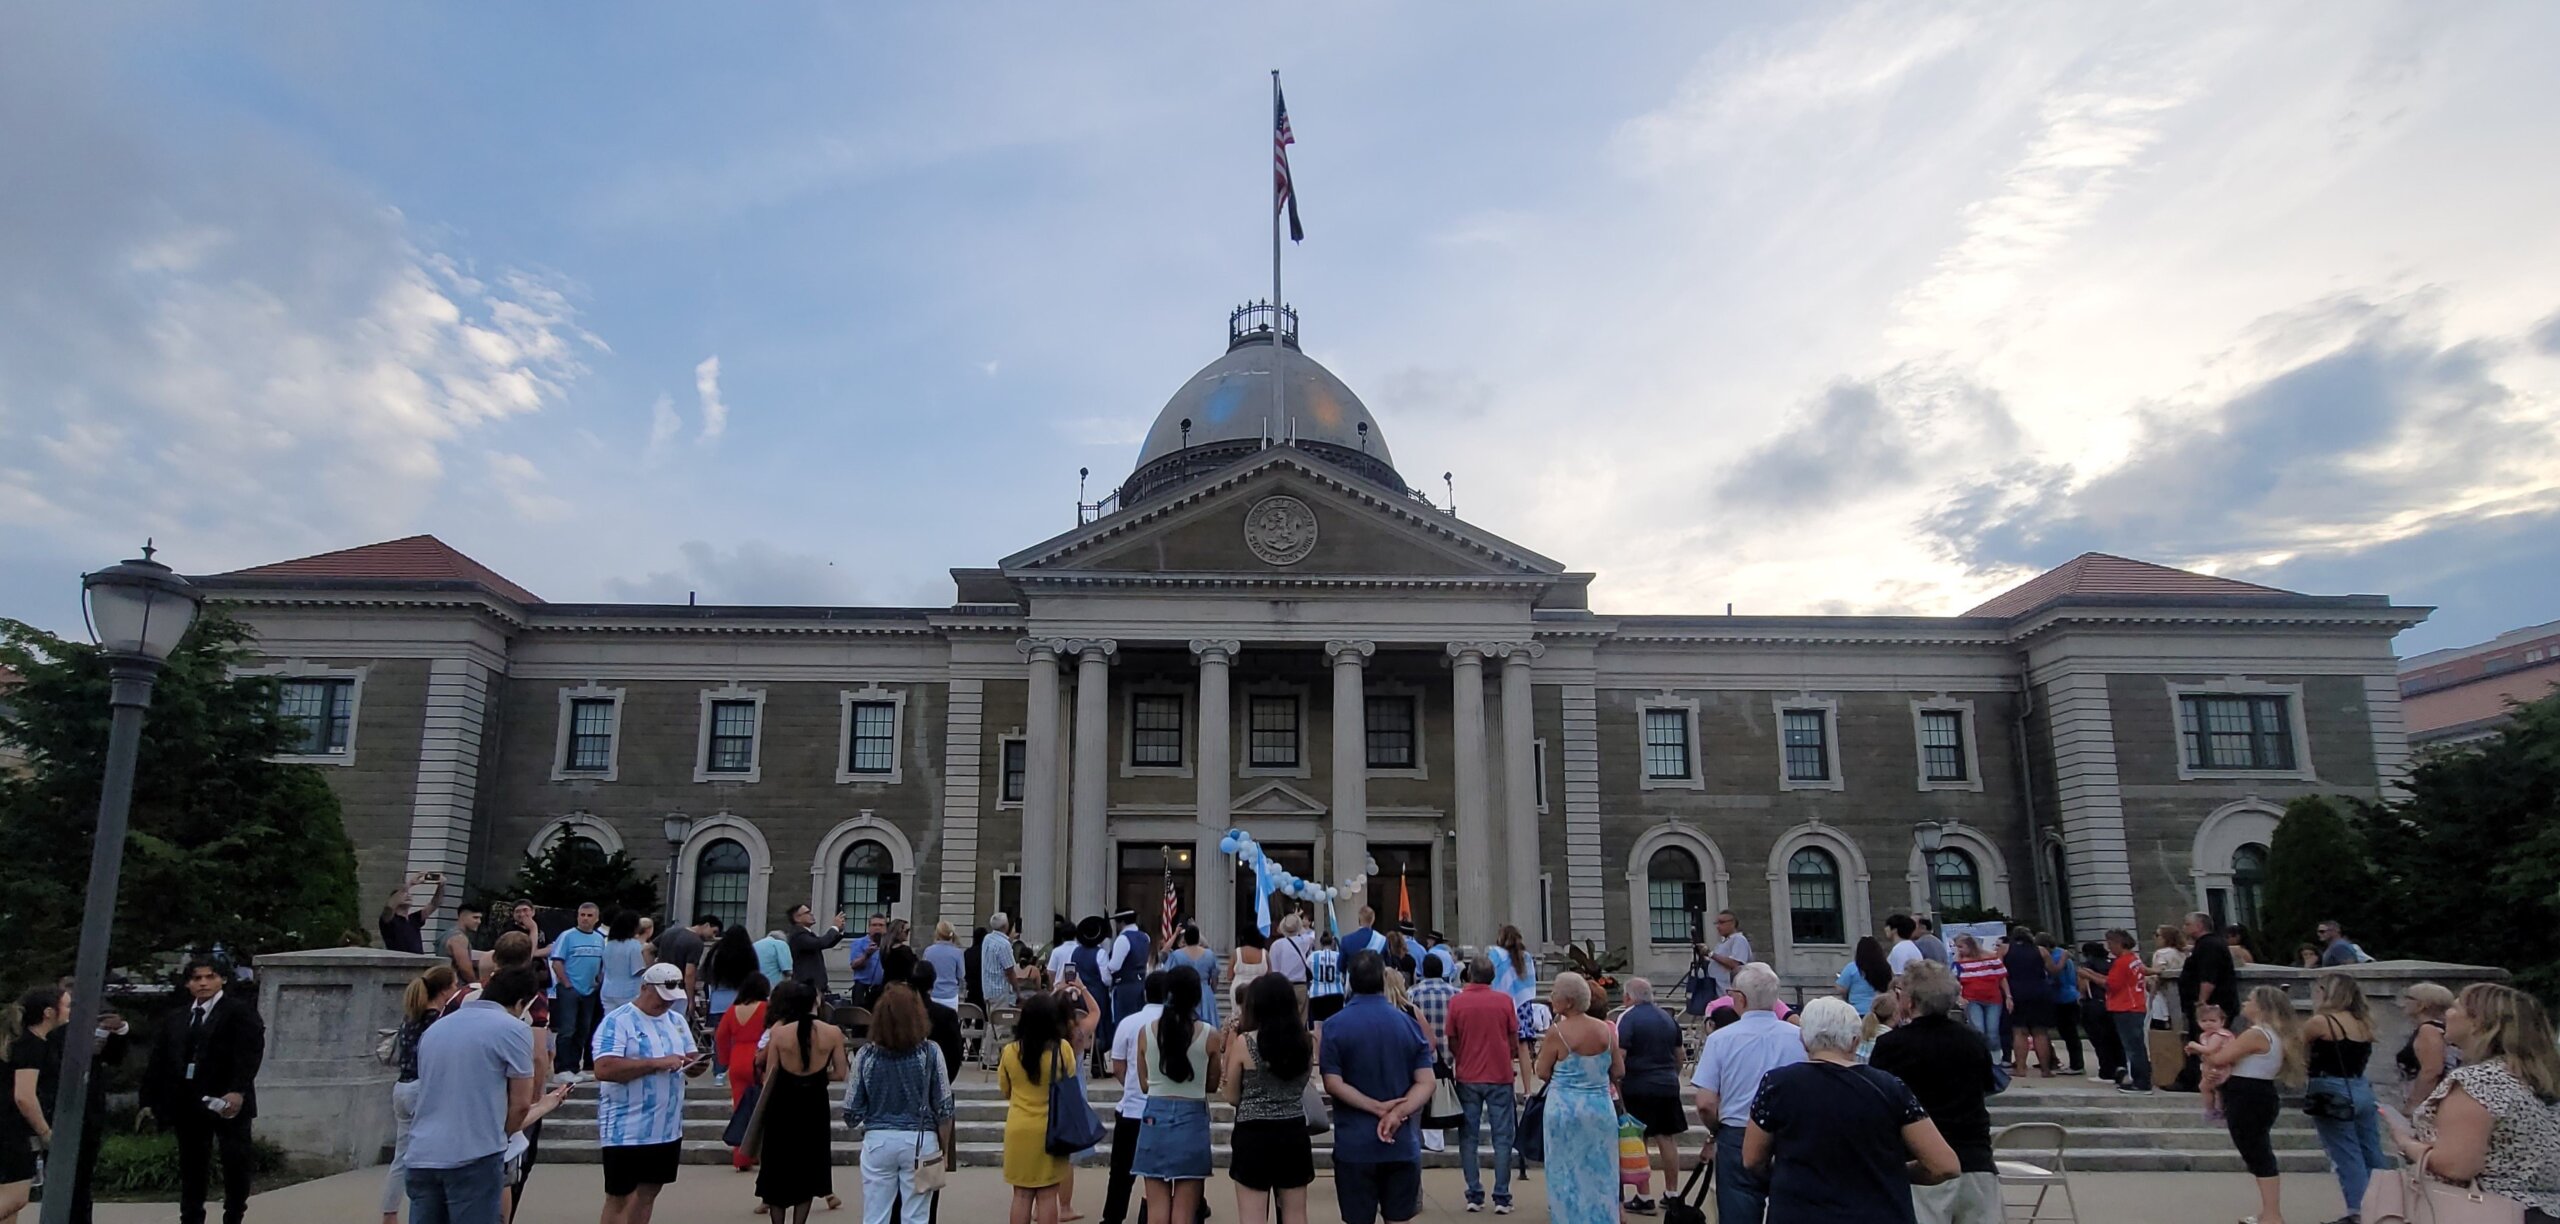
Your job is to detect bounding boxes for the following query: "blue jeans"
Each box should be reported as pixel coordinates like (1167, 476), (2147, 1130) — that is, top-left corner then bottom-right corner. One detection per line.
(2308, 1075), (2392, 1209)
(1456, 1082), (1515, 1206)
(407, 1152), (507, 1224)
(2113, 1011), (2153, 1087)
(1965, 1001), (2006, 1058)
(554, 988), (598, 1073)
(1716, 1125), (1770, 1224)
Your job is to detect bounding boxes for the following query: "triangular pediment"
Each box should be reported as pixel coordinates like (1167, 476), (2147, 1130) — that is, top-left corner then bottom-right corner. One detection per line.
(1233, 781), (1328, 817)
(1000, 448), (1563, 581)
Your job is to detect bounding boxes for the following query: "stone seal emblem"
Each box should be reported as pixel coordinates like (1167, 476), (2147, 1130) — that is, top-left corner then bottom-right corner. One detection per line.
(1244, 495), (1319, 566)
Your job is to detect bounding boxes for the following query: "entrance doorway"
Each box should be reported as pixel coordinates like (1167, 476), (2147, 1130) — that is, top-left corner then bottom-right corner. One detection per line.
(1117, 845), (1198, 941)
(1364, 843), (1436, 936)
(1235, 842), (1317, 940)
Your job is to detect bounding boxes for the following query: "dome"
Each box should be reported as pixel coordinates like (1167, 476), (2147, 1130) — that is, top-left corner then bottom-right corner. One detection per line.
(1119, 304), (1402, 505)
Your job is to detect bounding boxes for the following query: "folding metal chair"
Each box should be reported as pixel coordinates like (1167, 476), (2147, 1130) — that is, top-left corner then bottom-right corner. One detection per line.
(1992, 1122), (2079, 1223)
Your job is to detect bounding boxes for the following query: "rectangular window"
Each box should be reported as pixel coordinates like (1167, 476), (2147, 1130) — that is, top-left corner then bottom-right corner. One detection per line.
(1534, 738), (1550, 810)
(847, 701), (897, 775)
(1919, 710), (1966, 782)
(1365, 695), (1417, 770)
(1642, 709), (1690, 780)
(564, 698), (616, 772)
(1782, 709), (1831, 781)
(706, 700), (758, 773)
(1131, 694), (1185, 767)
(2178, 694), (2296, 771)
(277, 678), (354, 756)
(1248, 695), (1300, 768)
(1000, 739), (1027, 804)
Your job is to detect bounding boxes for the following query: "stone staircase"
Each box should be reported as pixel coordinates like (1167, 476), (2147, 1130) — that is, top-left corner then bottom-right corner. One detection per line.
(536, 1065), (2327, 1174)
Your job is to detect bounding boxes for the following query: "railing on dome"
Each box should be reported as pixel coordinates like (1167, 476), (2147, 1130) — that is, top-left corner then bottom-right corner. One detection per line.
(1228, 300), (1300, 351)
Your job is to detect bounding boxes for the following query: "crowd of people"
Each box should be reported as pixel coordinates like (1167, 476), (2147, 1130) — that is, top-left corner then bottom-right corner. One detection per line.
(7, 866), (2559, 1224)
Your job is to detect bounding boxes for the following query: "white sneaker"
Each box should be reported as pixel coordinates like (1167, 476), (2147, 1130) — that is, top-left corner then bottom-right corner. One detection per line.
(1422, 1130), (1447, 1153)
(1493, 1203), (1514, 1216)
(549, 1071), (575, 1086)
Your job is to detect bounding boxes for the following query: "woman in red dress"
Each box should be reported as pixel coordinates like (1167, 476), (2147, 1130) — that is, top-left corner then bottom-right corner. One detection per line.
(714, 973), (773, 1170)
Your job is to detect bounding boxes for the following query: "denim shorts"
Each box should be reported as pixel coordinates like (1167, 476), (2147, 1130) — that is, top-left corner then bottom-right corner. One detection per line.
(1132, 1096), (1211, 1181)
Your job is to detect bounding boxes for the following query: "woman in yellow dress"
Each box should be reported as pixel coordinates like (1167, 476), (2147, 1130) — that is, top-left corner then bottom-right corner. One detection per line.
(1000, 992), (1075, 1224)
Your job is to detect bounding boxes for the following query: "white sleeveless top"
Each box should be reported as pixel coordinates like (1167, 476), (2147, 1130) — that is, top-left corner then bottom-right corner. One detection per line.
(2233, 1024), (2284, 1081)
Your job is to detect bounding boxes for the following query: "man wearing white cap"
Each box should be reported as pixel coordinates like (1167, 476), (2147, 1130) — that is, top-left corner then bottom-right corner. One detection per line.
(592, 962), (706, 1224)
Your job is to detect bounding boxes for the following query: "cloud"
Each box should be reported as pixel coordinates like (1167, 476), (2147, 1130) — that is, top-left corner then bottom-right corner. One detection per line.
(694, 355), (728, 442)
(1617, 3), (1975, 170)
(604, 540), (864, 605)
(1917, 292), (2560, 578)
(645, 393), (682, 462)
(1715, 364), (2018, 509)
(480, 450), (569, 523)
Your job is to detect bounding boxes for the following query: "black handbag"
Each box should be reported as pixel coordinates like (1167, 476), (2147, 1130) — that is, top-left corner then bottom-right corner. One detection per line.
(1513, 1088), (1547, 1165)
(1663, 1157), (1714, 1224)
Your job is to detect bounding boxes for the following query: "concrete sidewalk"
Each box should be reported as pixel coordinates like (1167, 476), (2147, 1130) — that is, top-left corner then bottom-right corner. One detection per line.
(90, 1162), (2352, 1223)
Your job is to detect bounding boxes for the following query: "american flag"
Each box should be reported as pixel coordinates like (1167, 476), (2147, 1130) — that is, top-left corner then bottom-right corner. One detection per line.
(1161, 869), (1181, 950)
(1274, 85), (1304, 243)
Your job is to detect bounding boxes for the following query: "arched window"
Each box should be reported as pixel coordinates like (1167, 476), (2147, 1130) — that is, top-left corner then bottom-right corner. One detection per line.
(1787, 847), (1844, 945)
(560, 833), (608, 873)
(1645, 846), (1704, 943)
(1929, 848), (1981, 916)
(2230, 843), (2268, 931)
(836, 838), (897, 925)
(695, 839), (751, 931)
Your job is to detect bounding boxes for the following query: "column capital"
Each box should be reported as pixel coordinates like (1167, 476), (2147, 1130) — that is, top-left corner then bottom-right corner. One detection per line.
(1325, 639), (1376, 666)
(1497, 641), (1548, 665)
(1188, 638), (1242, 664)
(1016, 636), (1071, 662)
(1062, 638), (1119, 663)
(1444, 641), (1496, 665)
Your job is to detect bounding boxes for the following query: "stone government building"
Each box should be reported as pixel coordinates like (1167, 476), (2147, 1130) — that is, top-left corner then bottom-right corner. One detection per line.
(198, 306), (2429, 984)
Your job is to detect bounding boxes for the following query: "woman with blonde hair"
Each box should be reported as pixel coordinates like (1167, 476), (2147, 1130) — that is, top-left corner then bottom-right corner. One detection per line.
(378, 964), (461, 1224)
(922, 920), (968, 1009)
(2189, 984), (2306, 1224)
(1534, 972), (1623, 1222)
(2304, 974), (2390, 1215)
(2397, 981), (2460, 1112)
(2382, 982), (2560, 1221)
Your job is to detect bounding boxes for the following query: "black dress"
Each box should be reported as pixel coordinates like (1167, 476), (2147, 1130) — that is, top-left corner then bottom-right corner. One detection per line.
(755, 1022), (836, 1207)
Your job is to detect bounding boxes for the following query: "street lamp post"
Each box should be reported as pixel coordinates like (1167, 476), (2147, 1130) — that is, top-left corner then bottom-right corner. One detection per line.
(1915, 821), (1946, 925)
(45, 547), (202, 1224)
(662, 813), (693, 923)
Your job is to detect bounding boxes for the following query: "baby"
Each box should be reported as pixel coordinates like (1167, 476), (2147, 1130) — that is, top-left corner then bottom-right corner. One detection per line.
(2193, 1003), (2236, 1120)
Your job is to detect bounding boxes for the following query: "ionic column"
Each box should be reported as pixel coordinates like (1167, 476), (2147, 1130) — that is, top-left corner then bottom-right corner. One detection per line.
(1448, 643), (1494, 950)
(1328, 640), (1375, 894)
(1501, 643), (1546, 937)
(1191, 639), (1240, 953)
(1068, 639), (1118, 920)
(1017, 638), (1066, 944)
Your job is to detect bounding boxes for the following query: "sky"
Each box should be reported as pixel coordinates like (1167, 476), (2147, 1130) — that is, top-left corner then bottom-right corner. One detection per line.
(2, 4), (2556, 656)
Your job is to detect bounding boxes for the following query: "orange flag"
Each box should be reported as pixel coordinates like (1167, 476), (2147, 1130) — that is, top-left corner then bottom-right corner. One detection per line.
(1397, 869), (1412, 923)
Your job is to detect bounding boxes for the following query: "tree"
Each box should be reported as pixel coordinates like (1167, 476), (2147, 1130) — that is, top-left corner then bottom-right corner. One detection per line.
(473, 834), (659, 929)
(2353, 690), (2560, 1002)
(2259, 794), (2376, 957)
(0, 610), (361, 985)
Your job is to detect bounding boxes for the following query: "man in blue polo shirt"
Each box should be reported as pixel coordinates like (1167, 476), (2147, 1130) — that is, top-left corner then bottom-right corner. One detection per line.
(1320, 950), (1436, 1224)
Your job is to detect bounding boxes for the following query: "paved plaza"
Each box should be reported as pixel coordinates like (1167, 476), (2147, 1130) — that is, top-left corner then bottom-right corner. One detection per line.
(89, 1163), (2354, 1223)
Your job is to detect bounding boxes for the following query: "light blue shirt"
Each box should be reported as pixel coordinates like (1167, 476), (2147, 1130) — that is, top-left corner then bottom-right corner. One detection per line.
(407, 1001), (534, 1168)
(1836, 961), (1882, 1016)
(1426, 943), (1460, 982)
(1689, 1009), (1808, 1128)
(599, 938), (646, 1008)
(846, 935), (884, 985)
(591, 1003), (696, 1147)
(1307, 948), (1344, 998)
(754, 935), (793, 987)
(980, 931), (1016, 1006)
(922, 941), (967, 1006)
(1491, 951), (1539, 1006)
(551, 927), (605, 996)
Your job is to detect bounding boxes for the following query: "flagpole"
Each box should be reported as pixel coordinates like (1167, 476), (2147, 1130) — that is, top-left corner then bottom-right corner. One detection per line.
(1270, 69), (1285, 441)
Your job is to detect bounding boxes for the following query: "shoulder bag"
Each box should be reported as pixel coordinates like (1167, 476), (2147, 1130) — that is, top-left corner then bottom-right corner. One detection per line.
(2363, 1163), (2527, 1224)
(1514, 1087), (1548, 1164)
(726, 1048), (780, 1156)
(1301, 1072), (1333, 1136)
(1044, 1047), (1107, 1155)
(1421, 1062), (1464, 1129)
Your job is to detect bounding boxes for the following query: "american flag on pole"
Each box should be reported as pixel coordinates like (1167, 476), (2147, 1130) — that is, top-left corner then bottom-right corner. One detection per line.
(1275, 85), (1304, 243)
(1162, 868), (1181, 950)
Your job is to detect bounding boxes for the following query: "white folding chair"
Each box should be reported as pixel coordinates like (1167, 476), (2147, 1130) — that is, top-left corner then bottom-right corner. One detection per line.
(956, 1003), (987, 1071)
(1992, 1122), (2079, 1223)
(984, 1006), (1019, 1071)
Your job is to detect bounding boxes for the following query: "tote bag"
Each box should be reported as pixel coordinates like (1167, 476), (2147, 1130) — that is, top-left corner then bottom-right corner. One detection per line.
(1420, 1063), (1464, 1130)
(1044, 1048), (1107, 1156)
(1513, 1089), (1548, 1164)
(2362, 1165), (2528, 1224)
(1618, 1114), (1653, 1189)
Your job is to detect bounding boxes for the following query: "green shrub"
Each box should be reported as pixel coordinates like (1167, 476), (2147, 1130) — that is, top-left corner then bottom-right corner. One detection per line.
(91, 1129), (285, 1196)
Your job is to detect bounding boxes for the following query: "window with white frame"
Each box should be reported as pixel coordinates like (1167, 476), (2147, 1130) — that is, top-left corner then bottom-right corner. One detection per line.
(1248, 694), (1301, 769)
(847, 702), (897, 774)
(2178, 694), (2296, 771)
(1919, 711), (1966, 782)
(705, 701), (758, 774)
(1781, 709), (1832, 782)
(998, 737), (1028, 806)
(695, 839), (751, 929)
(563, 699), (617, 773)
(1786, 847), (1845, 944)
(837, 839), (897, 925)
(277, 677), (355, 757)
(1645, 846), (1704, 943)
(1643, 709), (1691, 780)
(1365, 695), (1417, 770)
(1928, 848), (1980, 914)
(1131, 693), (1185, 767)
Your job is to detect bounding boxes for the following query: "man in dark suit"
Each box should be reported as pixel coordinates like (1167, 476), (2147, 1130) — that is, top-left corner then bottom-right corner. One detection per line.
(143, 959), (265, 1224)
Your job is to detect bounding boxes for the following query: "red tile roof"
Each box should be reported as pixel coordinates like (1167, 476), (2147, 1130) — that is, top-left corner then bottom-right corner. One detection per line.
(1962, 552), (2293, 619)
(220, 535), (541, 605)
